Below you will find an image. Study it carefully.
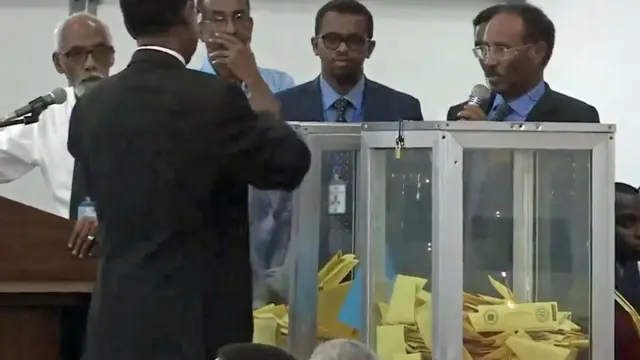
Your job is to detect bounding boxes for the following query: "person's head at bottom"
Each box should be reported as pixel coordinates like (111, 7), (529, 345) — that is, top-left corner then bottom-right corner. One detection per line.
(217, 343), (296, 360)
(119, 0), (200, 64)
(310, 339), (379, 360)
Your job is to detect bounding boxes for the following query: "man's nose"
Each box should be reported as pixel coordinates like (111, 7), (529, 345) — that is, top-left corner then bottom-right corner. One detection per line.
(336, 41), (349, 53)
(84, 53), (97, 71)
(483, 55), (499, 68)
(225, 19), (237, 35)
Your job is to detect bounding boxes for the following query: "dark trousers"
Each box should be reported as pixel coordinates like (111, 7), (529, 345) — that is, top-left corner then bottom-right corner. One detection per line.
(60, 294), (90, 360)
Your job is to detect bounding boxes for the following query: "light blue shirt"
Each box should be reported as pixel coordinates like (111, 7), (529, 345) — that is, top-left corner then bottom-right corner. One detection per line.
(320, 76), (365, 122)
(488, 81), (546, 121)
(199, 55), (296, 94)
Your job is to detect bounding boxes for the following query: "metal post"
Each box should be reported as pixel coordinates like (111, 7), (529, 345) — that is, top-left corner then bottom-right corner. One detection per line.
(69, 0), (98, 15)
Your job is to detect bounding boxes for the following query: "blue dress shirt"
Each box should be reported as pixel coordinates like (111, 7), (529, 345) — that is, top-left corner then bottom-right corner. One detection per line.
(488, 81), (546, 121)
(319, 75), (365, 122)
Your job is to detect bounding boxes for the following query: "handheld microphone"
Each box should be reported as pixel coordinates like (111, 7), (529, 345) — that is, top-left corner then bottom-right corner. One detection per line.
(1, 88), (68, 122)
(458, 84), (491, 120)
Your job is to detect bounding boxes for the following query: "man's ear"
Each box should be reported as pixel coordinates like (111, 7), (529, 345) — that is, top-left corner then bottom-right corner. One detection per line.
(311, 36), (319, 56)
(532, 42), (547, 67)
(52, 52), (64, 74)
(366, 40), (376, 59)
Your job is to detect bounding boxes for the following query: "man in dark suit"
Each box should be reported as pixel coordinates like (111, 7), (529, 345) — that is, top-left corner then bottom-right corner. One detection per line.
(276, 0), (422, 122)
(66, 0), (310, 359)
(270, 0), (425, 294)
(447, 4), (600, 296)
(614, 182), (640, 359)
(446, 3), (599, 123)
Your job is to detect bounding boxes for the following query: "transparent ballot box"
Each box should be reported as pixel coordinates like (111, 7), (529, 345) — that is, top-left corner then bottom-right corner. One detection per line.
(359, 121), (615, 360)
(251, 123), (363, 359)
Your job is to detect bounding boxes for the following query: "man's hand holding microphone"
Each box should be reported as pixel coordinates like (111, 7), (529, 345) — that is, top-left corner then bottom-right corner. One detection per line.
(456, 84), (492, 121)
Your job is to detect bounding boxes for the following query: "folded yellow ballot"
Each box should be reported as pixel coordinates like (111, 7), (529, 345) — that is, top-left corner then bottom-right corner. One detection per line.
(376, 325), (406, 360)
(252, 252), (359, 347)
(384, 275), (427, 324)
(469, 302), (559, 333)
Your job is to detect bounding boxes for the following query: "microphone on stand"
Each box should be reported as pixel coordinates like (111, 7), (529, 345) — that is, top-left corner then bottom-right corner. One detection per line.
(458, 84), (492, 120)
(0, 88), (68, 123)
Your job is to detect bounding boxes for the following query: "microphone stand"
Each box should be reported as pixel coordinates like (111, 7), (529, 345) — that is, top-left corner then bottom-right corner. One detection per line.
(0, 110), (42, 129)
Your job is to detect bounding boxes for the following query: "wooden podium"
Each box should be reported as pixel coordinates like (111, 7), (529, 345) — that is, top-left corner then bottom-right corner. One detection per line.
(0, 196), (97, 359)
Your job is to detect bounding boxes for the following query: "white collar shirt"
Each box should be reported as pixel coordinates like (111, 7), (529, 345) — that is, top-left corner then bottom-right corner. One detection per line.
(0, 87), (76, 218)
(136, 46), (186, 65)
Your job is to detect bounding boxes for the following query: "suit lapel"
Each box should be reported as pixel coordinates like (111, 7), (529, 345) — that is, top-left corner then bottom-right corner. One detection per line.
(305, 77), (325, 121)
(525, 83), (558, 121)
(363, 80), (386, 122)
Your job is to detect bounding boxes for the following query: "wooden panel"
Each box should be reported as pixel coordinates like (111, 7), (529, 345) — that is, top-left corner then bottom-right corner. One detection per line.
(0, 304), (61, 360)
(0, 196), (97, 282)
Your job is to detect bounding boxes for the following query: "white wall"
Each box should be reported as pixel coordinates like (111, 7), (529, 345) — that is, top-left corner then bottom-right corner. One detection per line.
(529, 0), (640, 184)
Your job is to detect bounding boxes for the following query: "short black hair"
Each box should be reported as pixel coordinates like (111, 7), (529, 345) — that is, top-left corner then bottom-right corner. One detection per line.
(472, 5), (504, 27)
(494, 3), (556, 66)
(196, 0), (250, 12)
(314, 0), (374, 39)
(218, 343), (296, 360)
(616, 182), (639, 195)
(119, 0), (190, 39)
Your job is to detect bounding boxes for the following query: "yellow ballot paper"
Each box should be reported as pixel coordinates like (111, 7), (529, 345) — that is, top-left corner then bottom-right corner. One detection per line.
(319, 253), (359, 288)
(469, 302), (559, 333)
(505, 335), (571, 360)
(253, 255), (591, 360)
(415, 304), (433, 350)
(317, 281), (358, 339)
(376, 325), (406, 360)
(385, 275), (427, 324)
(488, 276), (515, 303)
(392, 353), (421, 360)
(252, 315), (278, 345)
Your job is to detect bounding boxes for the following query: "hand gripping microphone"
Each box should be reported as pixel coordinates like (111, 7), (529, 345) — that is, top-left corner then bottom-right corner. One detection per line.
(1, 88), (68, 123)
(458, 84), (491, 120)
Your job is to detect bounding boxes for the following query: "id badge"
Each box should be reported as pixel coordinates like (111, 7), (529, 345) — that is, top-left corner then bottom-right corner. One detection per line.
(328, 174), (347, 214)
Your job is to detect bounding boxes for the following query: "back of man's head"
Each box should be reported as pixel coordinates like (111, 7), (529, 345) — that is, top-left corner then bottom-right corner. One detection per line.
(218, 343), (296, 360)
(119, 0), (190, 39)
(616, 182), (638, 196)
(310, 339), (378, 360)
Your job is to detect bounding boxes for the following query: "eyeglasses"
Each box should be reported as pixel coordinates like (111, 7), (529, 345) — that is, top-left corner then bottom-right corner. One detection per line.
(472, 44), (532, 61)
(198, 12), (250, 37)
(317, 33), (371, 51)
(61, 45), (115, 66)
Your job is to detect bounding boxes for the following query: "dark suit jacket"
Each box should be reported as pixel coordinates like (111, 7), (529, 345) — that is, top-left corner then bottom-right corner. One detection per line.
(276, 77), (423, 122)
(445, 83), (600, 122)
(67, 49), (310, 360)
(617, 262), (640, 360)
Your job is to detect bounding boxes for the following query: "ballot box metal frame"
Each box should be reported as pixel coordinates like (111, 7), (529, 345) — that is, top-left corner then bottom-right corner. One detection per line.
(358, 121), (615, 360)
(287, 122), (363, 360)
